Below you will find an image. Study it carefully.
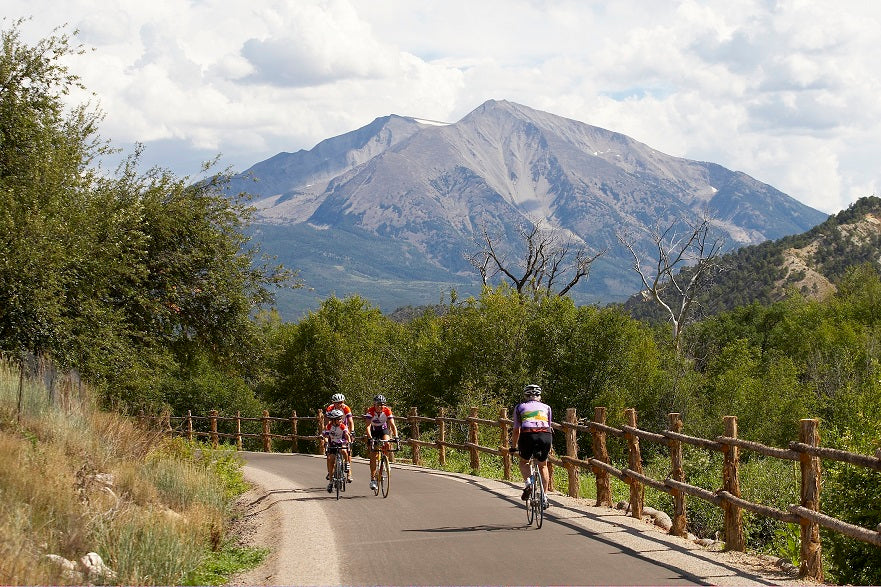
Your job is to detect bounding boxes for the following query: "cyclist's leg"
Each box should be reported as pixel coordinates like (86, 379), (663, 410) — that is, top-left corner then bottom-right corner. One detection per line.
(326, 452), (334, 478)
(517, 434), (534, 480)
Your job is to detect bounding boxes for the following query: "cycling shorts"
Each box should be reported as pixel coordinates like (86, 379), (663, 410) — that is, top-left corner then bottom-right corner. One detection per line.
(517, 431), (552, 462)
(369, 426), (389, 440)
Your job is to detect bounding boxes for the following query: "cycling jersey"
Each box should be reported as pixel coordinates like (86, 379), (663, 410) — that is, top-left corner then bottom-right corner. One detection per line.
(513, 400), (552, 431)
(323, 422), (349, 446)
(326, 403), (354, 425)
(365, 405), (394, 430)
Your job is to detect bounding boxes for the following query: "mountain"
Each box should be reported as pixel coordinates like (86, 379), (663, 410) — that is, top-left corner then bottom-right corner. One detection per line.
(228, 100), (828, 319)
(623, 196), (881, 323)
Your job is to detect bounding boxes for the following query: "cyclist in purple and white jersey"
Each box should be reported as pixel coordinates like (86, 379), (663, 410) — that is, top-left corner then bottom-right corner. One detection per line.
(510, 384), (553, 509)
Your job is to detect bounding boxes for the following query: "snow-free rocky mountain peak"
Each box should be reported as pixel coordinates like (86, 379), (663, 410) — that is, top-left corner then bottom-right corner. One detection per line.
(227, 100), (828, 318)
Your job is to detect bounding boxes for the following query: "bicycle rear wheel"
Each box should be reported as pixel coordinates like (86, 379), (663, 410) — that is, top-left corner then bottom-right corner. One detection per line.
(335, 457), (342, 500)
(379, 454), (390, 498)
(535, 474), (544, 528)
(525, 478), (535, 526)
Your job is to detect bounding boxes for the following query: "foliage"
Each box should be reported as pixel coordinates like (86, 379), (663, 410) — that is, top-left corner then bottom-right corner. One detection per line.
(0, 20), (291, 413)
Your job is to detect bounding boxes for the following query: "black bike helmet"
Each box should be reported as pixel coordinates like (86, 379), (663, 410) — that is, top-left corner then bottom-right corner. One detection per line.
(373, 394), (387, 404)
(523, 384), (542, 397)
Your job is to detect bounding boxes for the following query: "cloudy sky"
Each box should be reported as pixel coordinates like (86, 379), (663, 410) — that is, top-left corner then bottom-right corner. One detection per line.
(8, 0), (881, 214)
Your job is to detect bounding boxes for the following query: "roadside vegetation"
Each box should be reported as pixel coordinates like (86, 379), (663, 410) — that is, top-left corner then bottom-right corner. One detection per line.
(2, 17), (880, 586)
(0, 358), (265, 585)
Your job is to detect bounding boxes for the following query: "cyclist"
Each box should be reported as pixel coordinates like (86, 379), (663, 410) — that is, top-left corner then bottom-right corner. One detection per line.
(322, 408), (352, 493)
(510, 384), (553, 509)
(363, 394), (398, 491)
(325, 393), (355, 481)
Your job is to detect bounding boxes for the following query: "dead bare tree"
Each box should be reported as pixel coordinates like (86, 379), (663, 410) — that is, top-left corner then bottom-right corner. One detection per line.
(467, 220), (605, 298)
(617, 214), (724, 352)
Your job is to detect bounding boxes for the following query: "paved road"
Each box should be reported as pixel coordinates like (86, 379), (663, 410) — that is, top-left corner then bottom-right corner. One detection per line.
(235, 452), (805, 586)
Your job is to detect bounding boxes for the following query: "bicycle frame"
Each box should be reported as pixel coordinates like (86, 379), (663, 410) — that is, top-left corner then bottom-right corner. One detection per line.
(368, 438), (399, 498)
(510, 447), (546, 528)
(327, 443), (349, 500)
(526, 457), (545, 528)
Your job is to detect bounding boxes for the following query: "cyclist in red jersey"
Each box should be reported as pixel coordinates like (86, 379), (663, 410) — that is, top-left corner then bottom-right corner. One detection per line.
(326, 393), (354, 481)
(363, 394), (398, 491)
(322, 409), (352, 492)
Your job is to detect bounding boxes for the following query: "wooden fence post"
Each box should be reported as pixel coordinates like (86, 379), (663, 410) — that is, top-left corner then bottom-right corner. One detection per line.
(668, 413), (687, 537)
(261, 410), (271, 452)
(566, 408), (579, 498)
(409, 407), (422, 465)
(799, 418), (823, 581)
(290, 411), (298, 453)
(316, 410), (325, 455)
(210, 410), (219, 448)
(722, 415), (744, 551)
(499, 407), (511, 480)
(469, 407), (480, 472)
(187, 410), (194, 443)
(592, 407), (612, 507)
(437, 408), (446, 466)
(236, 411), (243, 451)
(624, 408), (644, 519)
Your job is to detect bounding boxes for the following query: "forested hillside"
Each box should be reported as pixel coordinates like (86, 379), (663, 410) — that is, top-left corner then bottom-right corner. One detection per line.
(624, 196), (881, 323)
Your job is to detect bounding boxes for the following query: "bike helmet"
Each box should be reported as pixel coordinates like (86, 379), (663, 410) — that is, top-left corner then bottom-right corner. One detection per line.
(373, 394), (387, 404)
(327, 408), (344, 419)
(523, 384), (542, 397)
(331, 393), (346, 403)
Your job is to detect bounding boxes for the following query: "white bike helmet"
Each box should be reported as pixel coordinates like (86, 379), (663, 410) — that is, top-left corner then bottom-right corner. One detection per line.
(327, 408), (344, 419)
(523, 384), (542, 397)
(331, 393), (346, 403)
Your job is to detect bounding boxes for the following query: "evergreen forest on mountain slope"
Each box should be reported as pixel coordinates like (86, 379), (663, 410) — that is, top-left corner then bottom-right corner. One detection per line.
(2, 21), (880, 585)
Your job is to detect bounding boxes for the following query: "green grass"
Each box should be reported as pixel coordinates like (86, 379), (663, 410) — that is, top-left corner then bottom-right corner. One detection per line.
(184, 541), (268, 586)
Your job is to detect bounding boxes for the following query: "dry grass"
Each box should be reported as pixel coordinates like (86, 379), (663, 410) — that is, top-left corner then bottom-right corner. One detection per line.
(0, 358), (243, 585)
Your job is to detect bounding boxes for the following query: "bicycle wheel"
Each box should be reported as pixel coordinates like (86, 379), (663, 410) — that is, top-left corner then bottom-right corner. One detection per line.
(335, 457), (342, 500)
(379, 454), (390, 498)
(525, 477), (535, 526)
(535, 473), (544, 528)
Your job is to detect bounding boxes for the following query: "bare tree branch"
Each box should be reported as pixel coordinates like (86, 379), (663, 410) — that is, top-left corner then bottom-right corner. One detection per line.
(617, 213), (724, 351)
(468, 219), (605, 298)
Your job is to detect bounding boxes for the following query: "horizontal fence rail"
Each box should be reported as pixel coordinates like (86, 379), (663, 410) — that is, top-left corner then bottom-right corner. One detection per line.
(158, 406), (881, 582)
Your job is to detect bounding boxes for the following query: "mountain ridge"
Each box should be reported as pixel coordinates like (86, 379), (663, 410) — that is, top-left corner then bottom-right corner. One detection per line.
(227, 99), (828, 319)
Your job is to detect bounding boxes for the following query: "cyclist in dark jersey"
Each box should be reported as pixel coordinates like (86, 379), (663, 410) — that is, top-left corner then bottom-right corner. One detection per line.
(511, 384), (553, 509)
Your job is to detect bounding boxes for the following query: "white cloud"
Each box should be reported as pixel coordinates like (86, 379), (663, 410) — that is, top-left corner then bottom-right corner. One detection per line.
(6, 0), (881, 214)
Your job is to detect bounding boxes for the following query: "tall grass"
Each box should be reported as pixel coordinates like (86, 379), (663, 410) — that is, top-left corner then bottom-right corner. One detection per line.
(0, 358), (262, 585)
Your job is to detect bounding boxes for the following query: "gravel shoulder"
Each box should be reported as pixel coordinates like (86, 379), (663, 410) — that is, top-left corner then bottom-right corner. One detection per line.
(228, 455), (824, 586)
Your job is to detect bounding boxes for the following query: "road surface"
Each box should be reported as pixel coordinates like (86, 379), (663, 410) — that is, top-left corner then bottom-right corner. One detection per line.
(230, 452), (811, 586)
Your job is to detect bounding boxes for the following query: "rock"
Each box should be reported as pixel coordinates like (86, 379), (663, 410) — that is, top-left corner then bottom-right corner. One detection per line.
(80, 552), (116, 581)
(93, 473), (115, 488)
(694, 538), (715, 547)
(652, 511), (673, 531)
(44, 554), (83, 582)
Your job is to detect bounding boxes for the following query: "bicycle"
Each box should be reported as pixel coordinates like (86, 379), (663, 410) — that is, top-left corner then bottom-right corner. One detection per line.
(510, 447), (546, 528)
(327, 443), (349, 500)
(368, 437), (400, 498)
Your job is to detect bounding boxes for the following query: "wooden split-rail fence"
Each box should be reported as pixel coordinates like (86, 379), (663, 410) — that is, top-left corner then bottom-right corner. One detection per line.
(161, 406), (881, 582)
